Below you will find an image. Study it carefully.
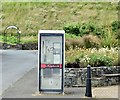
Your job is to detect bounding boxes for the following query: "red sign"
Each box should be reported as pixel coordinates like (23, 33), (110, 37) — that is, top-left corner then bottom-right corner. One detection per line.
(41, 64), (62, 69)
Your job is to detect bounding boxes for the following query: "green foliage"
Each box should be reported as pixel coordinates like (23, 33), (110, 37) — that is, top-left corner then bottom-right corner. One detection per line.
(112, 21), (120, 32)
(89, 54), (113, 67)
(101, 28), (118, 48)
(80, 23), (105, 37)
(111, 20), (120, 38)
(1, 2), (118, 50)
(65, 33), (78, 39)
(63, 23), (80, 36)
(0, 35), (17, 44)
(74, 52), (113, 67)
(66, 48), (118, 67)
(0, 35), (38, 44)
(63, 23), (105, 37)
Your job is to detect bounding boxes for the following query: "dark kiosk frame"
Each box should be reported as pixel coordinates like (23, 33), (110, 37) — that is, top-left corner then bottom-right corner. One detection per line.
(38, 33), (64, 93)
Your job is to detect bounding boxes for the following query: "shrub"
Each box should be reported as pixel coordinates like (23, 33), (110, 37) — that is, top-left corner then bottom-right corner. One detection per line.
(111, 21), (120, 32)
(65, 35), (101, 50)
(75, 53), (89, 67)
(65, 38), (84, 50)
(65, 39), (72, 50)
(65, 48), (118, 67)
(111, 20), (120, 38)
(65, 33), (78, 39)
(79, 23), (105, 37)
(81, 34), (101, 48)
(70, 38), (84, 49)
(63, 23), (80, 36)
(63, 22), (105, 38)
(75, 53), (113, 67)
(89, 54), (113, 67)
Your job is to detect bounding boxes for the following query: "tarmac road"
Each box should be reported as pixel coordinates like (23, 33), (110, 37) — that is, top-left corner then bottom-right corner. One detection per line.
(1, 50), (38, 96)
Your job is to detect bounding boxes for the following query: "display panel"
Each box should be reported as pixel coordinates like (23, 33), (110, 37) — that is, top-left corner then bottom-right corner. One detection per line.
(41, 36), (62, 65)
(38, 30), (64, 93)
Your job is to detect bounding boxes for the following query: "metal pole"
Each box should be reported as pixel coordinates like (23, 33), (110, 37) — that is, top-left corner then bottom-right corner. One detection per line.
(85, 65), (92, 97)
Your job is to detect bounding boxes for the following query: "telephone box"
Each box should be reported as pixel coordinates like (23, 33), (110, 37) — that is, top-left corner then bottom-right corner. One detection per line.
(38, 30), (65, 93)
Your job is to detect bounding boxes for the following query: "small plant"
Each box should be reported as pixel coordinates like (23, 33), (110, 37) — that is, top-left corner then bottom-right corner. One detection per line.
(101, 28), (118, 48)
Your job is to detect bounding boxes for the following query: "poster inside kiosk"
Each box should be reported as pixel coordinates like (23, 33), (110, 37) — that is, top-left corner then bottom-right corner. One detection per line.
(38, 30), (65, 93)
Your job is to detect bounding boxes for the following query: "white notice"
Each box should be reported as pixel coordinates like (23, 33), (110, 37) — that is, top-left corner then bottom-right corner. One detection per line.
(54, 55), (60, 64)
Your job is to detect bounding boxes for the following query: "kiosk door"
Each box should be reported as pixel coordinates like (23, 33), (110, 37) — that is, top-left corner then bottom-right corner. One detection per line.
(38, 30), (65, 93)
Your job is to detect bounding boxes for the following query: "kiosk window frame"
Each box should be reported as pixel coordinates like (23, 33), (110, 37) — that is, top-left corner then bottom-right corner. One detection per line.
(38, 32), (64, 93)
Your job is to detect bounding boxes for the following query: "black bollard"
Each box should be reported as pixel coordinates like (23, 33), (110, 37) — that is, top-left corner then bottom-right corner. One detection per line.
(85, 65), (92, 97)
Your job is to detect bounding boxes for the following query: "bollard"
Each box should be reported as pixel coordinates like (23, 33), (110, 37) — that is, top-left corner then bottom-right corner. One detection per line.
(85, 65), (92, 97)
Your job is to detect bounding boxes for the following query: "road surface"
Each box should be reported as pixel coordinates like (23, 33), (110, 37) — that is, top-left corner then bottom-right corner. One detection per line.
(1, 50), (38, 96)
(2, 68), (86, 98)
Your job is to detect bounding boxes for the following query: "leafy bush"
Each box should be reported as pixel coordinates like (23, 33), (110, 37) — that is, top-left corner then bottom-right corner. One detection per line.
(65, 33), (78, 39)
(66, 48), (118, 67)
(111, 20), (120, 38)
(89, 54), (113, 67)
(63, 23), (80, 36)
(75, 53), (113, 67)
(111, 21), (120, 32)
(63, 23), (105, 37)
(79, 23), (105, 37)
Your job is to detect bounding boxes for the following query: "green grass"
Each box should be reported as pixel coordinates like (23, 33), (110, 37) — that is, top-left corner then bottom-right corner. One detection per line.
(0, 35), (38, 44)
(1, 2), (119, 47)
(2, 2), (118, 36)
(0, 33), (78, 44)
(65, 33), (79, 39)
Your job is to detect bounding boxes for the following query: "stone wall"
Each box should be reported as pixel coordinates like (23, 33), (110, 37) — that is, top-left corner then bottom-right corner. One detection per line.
(2, 43), (38, 50)
(65, 66), (120, 87)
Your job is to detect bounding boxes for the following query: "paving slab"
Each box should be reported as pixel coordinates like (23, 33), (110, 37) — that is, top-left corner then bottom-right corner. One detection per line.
(92, 85), (120, 99)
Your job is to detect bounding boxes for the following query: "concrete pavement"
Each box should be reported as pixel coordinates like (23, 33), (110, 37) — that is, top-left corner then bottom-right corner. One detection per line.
(92, 85), (119, 98)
